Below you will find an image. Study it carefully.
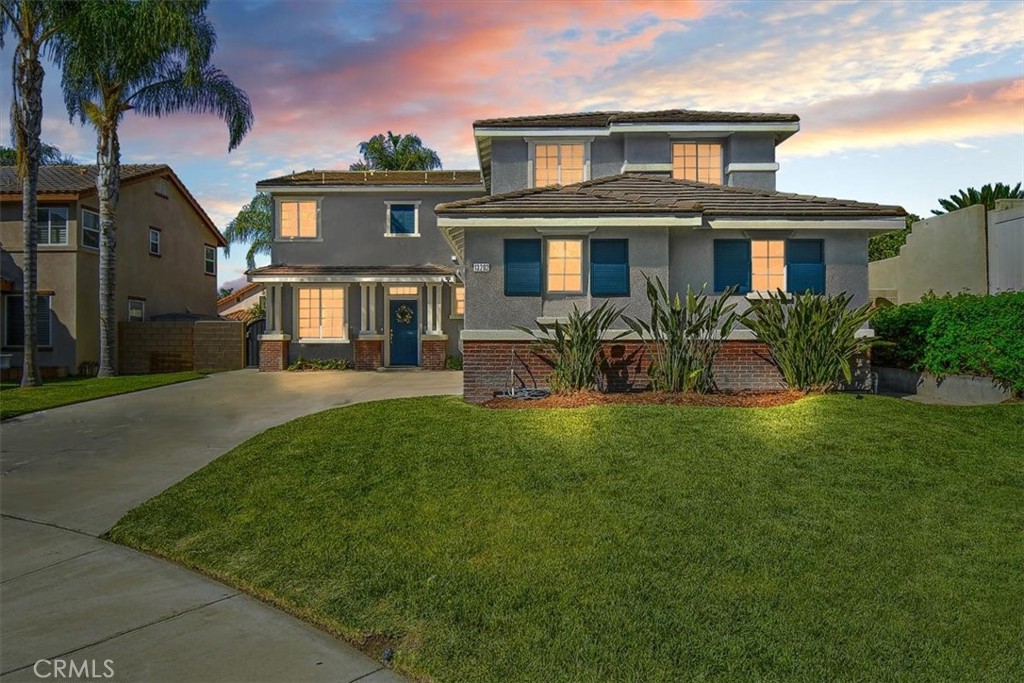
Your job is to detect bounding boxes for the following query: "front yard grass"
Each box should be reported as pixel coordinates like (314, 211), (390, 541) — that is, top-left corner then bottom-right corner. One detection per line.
(0, 371), (204, 420)
(109, 395), (1024, 682)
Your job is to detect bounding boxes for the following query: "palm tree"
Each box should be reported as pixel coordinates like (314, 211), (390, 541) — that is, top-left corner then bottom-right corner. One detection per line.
(932, 182), (1024, 215)
(57, 0), (253, 376)
(1, 142), (77, 165)
(223, 192), (272, 270)
(349, 131), (442, 171)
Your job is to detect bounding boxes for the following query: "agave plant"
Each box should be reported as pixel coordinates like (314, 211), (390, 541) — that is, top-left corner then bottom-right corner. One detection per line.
(516, 301), (626, 393)
(742, 290), (877, 392)
(623, 276), (739, 393)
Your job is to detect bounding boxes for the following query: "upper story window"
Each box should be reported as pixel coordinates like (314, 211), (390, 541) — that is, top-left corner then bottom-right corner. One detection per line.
(278, 199), (318, 239)
(672, 142), (722, 184)
(204, 245), (216, 276)
(149, 228), (161, 256)
(533, 142), (585, 187)
(4, 294), (52, 347)
(82, 209), (100, 249)
(546, 238), (583, 294)
(37, 206), (68, 245)
(297, 286), (346, 341)
(385, 202), (420, 237)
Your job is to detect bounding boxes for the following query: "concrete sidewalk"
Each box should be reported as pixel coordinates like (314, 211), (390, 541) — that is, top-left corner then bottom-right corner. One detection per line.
(1, 370), (461, 682)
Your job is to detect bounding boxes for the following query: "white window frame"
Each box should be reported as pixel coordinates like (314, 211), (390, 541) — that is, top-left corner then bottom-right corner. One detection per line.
(3, 293), (52, 347)
(204, 245), (216, 276)
(149, 228), (161, 256)
(127, 297), (146, 322)
(275, 197), (321, 240)
(545, 237), (585, 295)
(37, 206), (69, 246)
(81, 209), (100, 250)
(527, 139), (592, 188)
(384, 201), (422, 237)
(671, 140), (724, 184)
(450, 283), (465, 319)
(294, 285), (349, 343)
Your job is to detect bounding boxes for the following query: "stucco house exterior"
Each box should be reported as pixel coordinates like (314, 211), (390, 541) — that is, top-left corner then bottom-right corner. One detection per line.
(0, 164), (226, 378)
(218, 281), (265, 321)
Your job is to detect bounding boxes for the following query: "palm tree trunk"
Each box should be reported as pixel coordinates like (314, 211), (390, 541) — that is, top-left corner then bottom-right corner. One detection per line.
(96, 125), (121, 377)
(14, 29), (44, 388)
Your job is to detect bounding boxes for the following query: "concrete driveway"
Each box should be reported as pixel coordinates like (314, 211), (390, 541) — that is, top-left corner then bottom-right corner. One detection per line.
(1, 370), (461, 682)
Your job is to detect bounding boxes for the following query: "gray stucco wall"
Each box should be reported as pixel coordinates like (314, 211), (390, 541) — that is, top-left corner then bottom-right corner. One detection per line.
(591, 137), (624, 178)
(490, 139), (530, 195)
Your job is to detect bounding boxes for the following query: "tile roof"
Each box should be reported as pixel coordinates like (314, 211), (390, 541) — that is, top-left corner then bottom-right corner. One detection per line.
(216, 281), (263, 310)
(474, 109), (800, 129)
(0, 164), (167, 194)
(248, 264), (455, 278)
(256, 169), (483, 188)
(435, 175), (906, 219)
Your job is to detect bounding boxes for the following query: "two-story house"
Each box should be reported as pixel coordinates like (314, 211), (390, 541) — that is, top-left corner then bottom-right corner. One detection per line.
(432, 110), (906, 402)
(248, 170), (485, 371)
(0, 164), (226, 379)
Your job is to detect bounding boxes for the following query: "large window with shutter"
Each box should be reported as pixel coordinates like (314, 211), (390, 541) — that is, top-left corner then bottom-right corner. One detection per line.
(4, 295), (52, 347)
(714, 239), (826, 295)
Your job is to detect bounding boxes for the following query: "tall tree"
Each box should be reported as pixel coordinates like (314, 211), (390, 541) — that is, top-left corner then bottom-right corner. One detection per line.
(932, 182), (1024, 215)
(1, 0), (76, 386)
(349, 131), (442, 171)
(223, 192), (272, 269)
(58, 0), (253, 376)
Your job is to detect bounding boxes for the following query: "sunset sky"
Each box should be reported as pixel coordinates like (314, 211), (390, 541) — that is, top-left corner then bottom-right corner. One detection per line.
(2, 0), (1023, 291)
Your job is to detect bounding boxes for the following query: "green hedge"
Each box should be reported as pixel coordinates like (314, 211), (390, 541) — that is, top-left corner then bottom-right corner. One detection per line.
(872, 292), (1024, 393)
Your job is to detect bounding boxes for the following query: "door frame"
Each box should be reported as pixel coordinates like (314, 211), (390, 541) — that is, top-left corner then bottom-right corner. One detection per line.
(384, 285), (421, 367)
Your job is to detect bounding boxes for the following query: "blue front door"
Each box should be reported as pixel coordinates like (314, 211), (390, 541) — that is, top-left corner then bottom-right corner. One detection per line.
(389, 300), (418, 366)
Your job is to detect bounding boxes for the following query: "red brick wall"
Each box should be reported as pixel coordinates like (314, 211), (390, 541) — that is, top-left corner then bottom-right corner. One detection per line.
(354, 338), (383, 370)
(421, 337), (447, 370)
(259, 338), (289, 372)
(463, 339), (784, 403)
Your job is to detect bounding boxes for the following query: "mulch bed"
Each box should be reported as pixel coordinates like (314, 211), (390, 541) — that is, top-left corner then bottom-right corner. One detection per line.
(485, 389), (806, 409)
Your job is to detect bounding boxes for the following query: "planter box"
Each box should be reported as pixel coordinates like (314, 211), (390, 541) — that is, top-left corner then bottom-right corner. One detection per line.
(875, 366), (1011, 405)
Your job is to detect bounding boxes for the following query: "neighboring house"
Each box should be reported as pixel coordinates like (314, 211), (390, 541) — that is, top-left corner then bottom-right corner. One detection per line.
(248, 170), (484, 370)
(218, 281), (265, 321)
(0, 165), (226, 378)
(869, 200), (1024, 304)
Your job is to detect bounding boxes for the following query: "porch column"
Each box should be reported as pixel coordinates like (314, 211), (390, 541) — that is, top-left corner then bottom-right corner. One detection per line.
(360, 284), (370, 333)
(367, 283), (377, 333)
(272, 284), (284, 332)
(429, 284), (443, 334)
(425, 284), (435, 334)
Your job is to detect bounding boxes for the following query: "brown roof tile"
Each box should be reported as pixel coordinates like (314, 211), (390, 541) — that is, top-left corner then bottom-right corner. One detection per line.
(0, 164), (167, 194)
(256, 170), (483, 188)
(216, 281), (263, 310)
(474, 109), (799, 129)
(248, 264), (455, 279)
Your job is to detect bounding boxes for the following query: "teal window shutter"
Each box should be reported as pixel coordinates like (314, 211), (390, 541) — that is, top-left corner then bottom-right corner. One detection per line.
(786, 240), (825, 294)
(590, 239), (629, 297)
(389, 204), (416, 234)
(505, 239), (542, 296)
(714, 240), (751, 293)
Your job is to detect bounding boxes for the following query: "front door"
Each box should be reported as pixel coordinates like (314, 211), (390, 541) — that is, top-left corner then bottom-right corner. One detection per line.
(389, 300), (418, 366)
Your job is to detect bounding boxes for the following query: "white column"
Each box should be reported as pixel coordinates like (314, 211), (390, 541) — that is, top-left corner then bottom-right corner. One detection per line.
(367, 283), (377, 333)
(432, 284), (443, 333)
(425, 284), (434, 333)
(360, 284), (370, 333)
(272, 284), (284, 332)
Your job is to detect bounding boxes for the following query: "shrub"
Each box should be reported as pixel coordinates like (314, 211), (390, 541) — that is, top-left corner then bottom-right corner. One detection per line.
(623, 276), (739, 393)
(743, 291), (877, 392)
(871, 295), (945, 370)
(517, 301), (626, 393)
(444, 355), (463, 371)
(287, 357), (351, 371)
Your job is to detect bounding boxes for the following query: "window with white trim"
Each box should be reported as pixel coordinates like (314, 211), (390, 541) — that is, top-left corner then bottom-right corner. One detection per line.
(546, 238), (583, 293)
(37, 206), (68, 245)
(672, 142), (723, 184)
(387, 286), (419, 297)
(385, 202), (419, 236)
(128, 298), (146, 322)
(204, 245), (216, 276)
(297, 287), (346, 341)
(451, 284), (464, 318)
(751, 239), (785, 292)
(149, 228), (161, 256)
(534, 142), (585, 187)
(82, 209), (100, 249)
(4, 294), (52, 347)
(278, 199), (318, 238)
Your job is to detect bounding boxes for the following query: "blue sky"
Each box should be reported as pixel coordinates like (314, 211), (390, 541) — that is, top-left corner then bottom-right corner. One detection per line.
(2, 0), (1022, 291)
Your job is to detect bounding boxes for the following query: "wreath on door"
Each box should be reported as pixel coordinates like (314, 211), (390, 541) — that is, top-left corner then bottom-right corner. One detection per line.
(395, 304), (414, 324)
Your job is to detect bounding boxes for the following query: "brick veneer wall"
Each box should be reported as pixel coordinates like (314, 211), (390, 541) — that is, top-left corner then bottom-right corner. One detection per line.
(462, 339), (785, 403)
(259, 338), (289, 372)
(118, 322), (194, 374)
(194, 321), (245, 372)
(421, 337), (447, 370)
(354, 338), (383, 370)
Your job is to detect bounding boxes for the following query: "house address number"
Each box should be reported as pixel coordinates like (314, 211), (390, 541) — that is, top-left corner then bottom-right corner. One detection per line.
(472, 263), (491, 273)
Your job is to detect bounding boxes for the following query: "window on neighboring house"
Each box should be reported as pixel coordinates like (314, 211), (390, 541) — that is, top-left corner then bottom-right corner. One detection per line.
(452, 284), (465, 318)
(714, 239), (826, 295)
(297, 287), (346, 341)
(504, 239), (542, 296)
(4, 294), (52, 347)
(672, 142), (723, 184)
(204, 245), (216, 276)
(590, 239), (629, 297)
(278, 199), (318, 238)
(751, 239), (785, 292)
(37, 206), (68, 245)
(128, 298), (145, 322)
(546, 238), (583, 293)
(386, 203), (419, 236)
(149, 228), (161, 256)
(534, 142), (585, 187)
(82, 209), (100, 249)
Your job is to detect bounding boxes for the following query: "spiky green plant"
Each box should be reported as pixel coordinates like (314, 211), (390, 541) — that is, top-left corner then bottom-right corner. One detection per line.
(516, 301), (626, 393)
(623, 276), (739, 393)
(742, 291), (877, 392)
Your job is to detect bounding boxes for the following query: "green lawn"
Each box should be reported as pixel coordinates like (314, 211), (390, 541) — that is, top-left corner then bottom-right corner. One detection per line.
(108, 395), (1024, 682)
(0, 372), (204, 419)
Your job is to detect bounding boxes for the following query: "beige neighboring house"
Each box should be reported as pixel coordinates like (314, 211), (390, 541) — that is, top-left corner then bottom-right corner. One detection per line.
(217, 281), (264, 321)
(869, 199), (1024, 304)
(0, 164), (226, 378)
